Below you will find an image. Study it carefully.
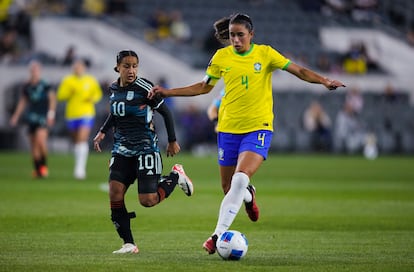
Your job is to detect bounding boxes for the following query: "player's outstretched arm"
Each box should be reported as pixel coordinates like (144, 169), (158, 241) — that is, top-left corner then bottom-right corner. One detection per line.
(286, 62), (346, 91)
(148, 81), (214, 99)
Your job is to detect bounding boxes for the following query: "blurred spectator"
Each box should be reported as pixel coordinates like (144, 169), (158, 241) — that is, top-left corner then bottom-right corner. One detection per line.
(382, 83), (398, 103)
(0, 0), (13, 28)
(302, 100), (332, 151)
(8, 5), (32, 48)
(333, 101), (366, 154)
(82, 0), (106, 17)
(363, 133), (378, 159)
(0, 2), (34, 64)
(170, 10), (192, 44)
(342, 41), (379, 74)
(61, 45), (91, 67)
(0, 29), (19, 64)
(342, 42), (368, 74)
(206, 89), (225, 133)
(345, 86), (364, 114)
(145, 9), (171, 42)
(62, 45), (77, 66)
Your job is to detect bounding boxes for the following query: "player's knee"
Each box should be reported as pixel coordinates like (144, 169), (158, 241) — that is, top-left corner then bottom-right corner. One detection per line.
(232, 172), (249, 190)
(138, 194), (158, 207)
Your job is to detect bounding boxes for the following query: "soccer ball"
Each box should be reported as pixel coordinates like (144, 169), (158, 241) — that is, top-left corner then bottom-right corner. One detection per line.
(216, 230), (248, 260)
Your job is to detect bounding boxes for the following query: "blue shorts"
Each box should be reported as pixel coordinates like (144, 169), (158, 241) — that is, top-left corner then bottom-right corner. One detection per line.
(217, 130), (273, 166)
(66, 117), (95, 132)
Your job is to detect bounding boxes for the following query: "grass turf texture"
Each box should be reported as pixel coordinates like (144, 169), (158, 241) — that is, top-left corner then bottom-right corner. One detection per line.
(0, 152), (413, 271)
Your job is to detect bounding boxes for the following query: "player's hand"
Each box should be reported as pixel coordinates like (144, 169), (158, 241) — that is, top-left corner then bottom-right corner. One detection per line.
(148, 85), (167, 99)
(166, 141), (180, 157)
(325, 79), (346, 91)
(46, 110), (55, 127)
(9, 116), (18, 127)
(47, 117), (55, 127)
(93, 132), (105, 152)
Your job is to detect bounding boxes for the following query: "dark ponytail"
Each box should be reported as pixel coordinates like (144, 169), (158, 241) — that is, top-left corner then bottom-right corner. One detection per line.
(214, 17), (230, 45)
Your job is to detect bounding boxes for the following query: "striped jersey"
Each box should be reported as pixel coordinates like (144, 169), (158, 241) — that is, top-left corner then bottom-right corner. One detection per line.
(101, 77), (167, 157)
(21, 79), (53, 126)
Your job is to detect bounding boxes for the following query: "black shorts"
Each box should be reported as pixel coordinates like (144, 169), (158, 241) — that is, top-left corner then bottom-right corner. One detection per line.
(28, 123), (47, 135)
(109, 153), (163, 194)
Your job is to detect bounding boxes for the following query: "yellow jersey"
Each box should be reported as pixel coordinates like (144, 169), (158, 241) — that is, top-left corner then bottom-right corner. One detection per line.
(206, 44), (290, 133)
(57, 74), (102, 120)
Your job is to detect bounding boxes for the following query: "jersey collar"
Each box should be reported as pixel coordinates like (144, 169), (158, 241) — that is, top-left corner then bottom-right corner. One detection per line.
(233, 43), (254, 56)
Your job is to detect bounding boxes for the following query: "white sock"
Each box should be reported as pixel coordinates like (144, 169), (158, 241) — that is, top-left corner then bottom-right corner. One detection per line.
(213, 172), (249, 236)
(74, 142), (89, 178)
(244, 187), (252, 203)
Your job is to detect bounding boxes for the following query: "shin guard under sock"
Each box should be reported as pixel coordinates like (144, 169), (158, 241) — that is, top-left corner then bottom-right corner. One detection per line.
(111, 201), (135, 244)
(157, 173), (179, 202)
(40, 155), (47, 167)
(214, 172), (250, 236)
(33, 159), (42, 176)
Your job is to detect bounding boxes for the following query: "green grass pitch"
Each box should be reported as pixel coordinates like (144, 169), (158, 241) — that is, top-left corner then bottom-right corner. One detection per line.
(0, 151), (413, 271)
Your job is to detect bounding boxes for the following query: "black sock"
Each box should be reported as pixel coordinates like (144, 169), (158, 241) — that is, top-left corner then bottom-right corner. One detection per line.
(158, 173), (178, 200)
(111, 202), (134, 244)
(33, 159), (42, 176)
(40, 155), (47, 167)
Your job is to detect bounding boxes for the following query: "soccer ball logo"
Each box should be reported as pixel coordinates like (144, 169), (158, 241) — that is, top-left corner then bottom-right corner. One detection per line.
(216, 230), (248, 260)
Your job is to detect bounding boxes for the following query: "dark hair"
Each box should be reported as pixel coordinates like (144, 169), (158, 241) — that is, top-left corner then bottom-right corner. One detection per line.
(229, 13), (254, 32)
(114, 50), (139, 72)
(214, 17), (230, 45)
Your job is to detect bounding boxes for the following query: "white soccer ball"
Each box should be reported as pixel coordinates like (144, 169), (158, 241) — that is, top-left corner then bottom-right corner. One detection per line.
(216, 230), (248, 260)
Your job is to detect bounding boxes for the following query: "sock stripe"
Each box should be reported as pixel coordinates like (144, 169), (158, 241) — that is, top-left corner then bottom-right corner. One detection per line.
(110, 200), (125, 209)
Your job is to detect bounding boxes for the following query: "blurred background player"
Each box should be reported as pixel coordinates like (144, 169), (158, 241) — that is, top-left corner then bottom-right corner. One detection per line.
(149, 13), (345, 255)
(205, 18), (229, 133)
(93, 50), (193, 254)
(57, 58), (102, 179)
(206, 88), (224, 133)
(9, 60), (56, 178)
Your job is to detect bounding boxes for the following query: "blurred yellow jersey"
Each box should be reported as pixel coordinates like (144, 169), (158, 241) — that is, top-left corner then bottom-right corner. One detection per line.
(206, 44), (290, 133)
(57, 74), (102, 120)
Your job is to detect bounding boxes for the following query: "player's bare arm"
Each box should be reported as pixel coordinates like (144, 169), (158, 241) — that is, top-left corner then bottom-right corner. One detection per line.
(286, 62), (346, 91)
(148, 81), (214, 99)
(93, 131), (105, 152)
